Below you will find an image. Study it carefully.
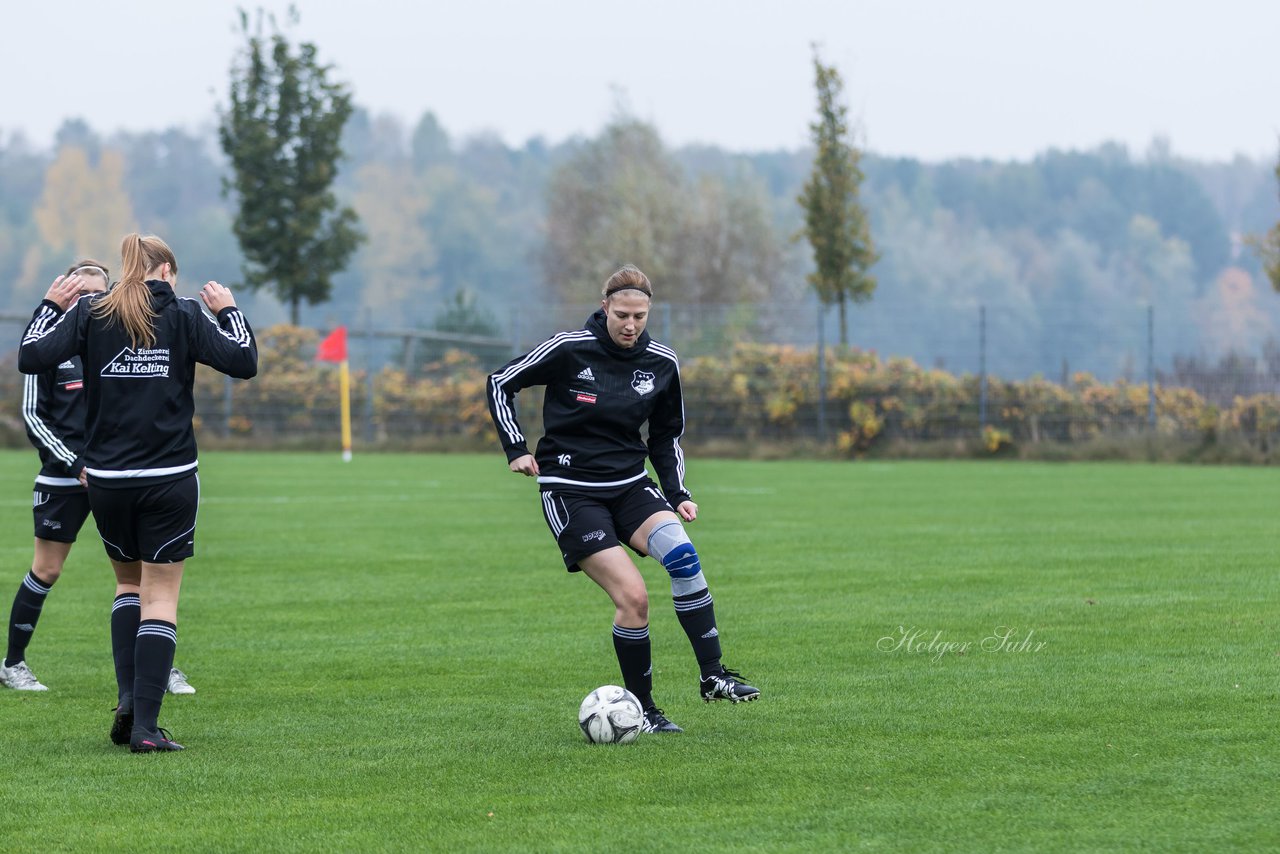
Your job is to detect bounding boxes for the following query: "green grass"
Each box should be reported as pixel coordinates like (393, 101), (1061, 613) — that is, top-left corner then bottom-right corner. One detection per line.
(0, 453), (1276, 852)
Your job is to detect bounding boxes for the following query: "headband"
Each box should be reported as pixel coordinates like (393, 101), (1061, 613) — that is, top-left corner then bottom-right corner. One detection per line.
(70, 265), (110, 281)
(605, 286), (651, 298)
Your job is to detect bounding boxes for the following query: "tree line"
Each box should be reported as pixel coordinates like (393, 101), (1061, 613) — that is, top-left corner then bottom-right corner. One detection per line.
(2, 27), (1278, 380)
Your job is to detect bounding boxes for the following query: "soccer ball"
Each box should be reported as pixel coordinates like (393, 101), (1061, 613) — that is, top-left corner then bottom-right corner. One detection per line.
(578, 685), (644, 744)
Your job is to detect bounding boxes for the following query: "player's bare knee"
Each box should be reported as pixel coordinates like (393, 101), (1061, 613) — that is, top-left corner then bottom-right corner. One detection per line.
(617, 585), (649, 624)
(646, 520), (707, 595)
(29, 561), (63, 584)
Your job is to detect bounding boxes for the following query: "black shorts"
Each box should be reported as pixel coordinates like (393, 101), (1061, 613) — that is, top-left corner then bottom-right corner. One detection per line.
(87, 474), (199, 564)
(540, 477), (674, 572)
(33, 490), (92, 543)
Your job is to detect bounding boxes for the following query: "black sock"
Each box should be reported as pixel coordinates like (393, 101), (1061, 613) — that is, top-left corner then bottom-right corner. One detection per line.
(133, 620), (176, 733)
(612, 624), (654, 709)
(110, 594), (141, 709)
(6, 571), (54, 667)
(674, 588), (723, 677)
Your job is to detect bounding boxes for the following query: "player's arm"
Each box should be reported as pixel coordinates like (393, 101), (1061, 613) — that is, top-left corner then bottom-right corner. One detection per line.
(647, 365), (692, 509)
(189, 283), (258, 379)
(18, 277), (86, 375)
(486, 335), (569, 464)
(22, 370), (82, 476)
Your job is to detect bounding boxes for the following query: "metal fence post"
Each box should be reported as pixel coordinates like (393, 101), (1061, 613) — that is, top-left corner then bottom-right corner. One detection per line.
(817, 303), (828, 443)
(364, 308), (376, 444)
(222, 374), (234, 437)
(1147, 305), (1156, 431)
(979, 304), (988, 433)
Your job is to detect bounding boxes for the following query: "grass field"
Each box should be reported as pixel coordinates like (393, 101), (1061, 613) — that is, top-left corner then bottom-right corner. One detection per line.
(0, 452), (1276, 852)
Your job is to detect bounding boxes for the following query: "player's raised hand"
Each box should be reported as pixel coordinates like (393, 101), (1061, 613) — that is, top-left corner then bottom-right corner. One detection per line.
(43, 275), (82, 310)
(199, 281), (237, 314)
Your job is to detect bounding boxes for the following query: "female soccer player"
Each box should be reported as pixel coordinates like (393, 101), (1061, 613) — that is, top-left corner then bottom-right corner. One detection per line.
(487, 265), (759, 734)
(2, 261), (196, 698)
(19, 234), (257, 752)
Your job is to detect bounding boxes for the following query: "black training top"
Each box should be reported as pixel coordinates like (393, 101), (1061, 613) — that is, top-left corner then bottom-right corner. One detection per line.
(487, 309), (690, 504)
(22, 354), (88, 494)
(18, 280), (258, 488)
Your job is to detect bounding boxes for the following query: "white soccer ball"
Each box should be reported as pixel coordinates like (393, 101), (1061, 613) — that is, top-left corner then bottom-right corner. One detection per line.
(578, 685), (644, 744)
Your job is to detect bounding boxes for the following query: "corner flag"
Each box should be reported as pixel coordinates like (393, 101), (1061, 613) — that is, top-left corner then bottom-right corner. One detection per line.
(317, 326), (348, 362)
(317, 326), (352, 461)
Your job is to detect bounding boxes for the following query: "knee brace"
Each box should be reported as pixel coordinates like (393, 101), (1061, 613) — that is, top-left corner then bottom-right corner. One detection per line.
(647, 521), (706, 596)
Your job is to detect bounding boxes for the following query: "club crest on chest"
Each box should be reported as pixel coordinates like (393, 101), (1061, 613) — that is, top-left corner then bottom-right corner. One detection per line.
(632, 370), (655, 396)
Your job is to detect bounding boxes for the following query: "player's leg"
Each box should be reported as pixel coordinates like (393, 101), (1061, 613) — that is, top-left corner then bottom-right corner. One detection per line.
(630, 508), (760, 704)
(542, 488), (679, 733)
(578, 548), (679, 733)
(1, 540), (71, 690)
(88, 483), (146, 742)
(127, 475), (196, 753)
(130, 559), (184, 751)
(108, 559), (142, 744)
(2, 491), (85, 691)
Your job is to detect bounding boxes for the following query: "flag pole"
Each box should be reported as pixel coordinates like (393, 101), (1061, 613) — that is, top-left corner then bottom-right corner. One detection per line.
(317, 325), (352, 462)
(339, 358), (352, 462)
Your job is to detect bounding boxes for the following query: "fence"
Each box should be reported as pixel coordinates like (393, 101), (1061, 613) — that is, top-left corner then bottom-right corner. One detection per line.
(2, 300), (1278, 457)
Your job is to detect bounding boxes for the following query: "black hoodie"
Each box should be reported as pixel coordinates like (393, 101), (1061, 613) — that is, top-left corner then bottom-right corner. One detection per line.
(487, 309), (690, 502)
(19, 280), (257, 487)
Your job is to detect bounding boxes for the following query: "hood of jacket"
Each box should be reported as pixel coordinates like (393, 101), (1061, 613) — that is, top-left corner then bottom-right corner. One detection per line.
(144, 279), (177, 310)
(584, 308), (650, 360)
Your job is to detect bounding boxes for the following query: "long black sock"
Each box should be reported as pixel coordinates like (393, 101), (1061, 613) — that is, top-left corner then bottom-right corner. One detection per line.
(674, 588), (723, 677)
(133, 620), (176, 733)
(110, 594), (141, 709)
(611, 624), (654, 709)
(6, 571), (54, 667)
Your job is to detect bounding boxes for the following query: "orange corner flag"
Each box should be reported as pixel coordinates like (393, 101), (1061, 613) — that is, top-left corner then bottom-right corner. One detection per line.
(317, 326), (348, 362)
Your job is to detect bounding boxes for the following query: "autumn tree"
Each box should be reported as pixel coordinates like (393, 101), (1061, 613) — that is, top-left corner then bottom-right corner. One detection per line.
(15, 142), (134, 308)
(350, 159), (438, 314)
(543, 116), (782, 309)
(798, 48), (877, 346)
(543, 119), (684, 303)
(218, 7), (362, 323)
(33, 146), (135, 256)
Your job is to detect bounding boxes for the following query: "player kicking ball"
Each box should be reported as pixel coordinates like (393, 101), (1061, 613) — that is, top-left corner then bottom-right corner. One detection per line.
(487, 265), (759, 734)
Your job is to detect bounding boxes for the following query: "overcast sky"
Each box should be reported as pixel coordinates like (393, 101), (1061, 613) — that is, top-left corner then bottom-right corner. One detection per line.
(5, 0), (1279, 162)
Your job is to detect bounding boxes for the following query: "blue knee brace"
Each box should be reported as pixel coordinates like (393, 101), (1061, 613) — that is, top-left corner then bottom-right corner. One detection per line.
(647, 521), (706, 596)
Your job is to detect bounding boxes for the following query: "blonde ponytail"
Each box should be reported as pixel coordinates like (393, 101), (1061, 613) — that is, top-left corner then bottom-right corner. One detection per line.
(92, 233), (175, 348)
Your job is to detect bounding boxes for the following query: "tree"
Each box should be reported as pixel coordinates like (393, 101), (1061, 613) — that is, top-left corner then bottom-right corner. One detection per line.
(411, 111), (452, 174)
(16, 144), (135, 309)
(218, 7), (363, 324)
(32, 146), (135, 257)
(350, 160), (437, 315)
(543, 115), (783, 310)
(543, 118), (685, 303)
(797, 48), (878, 346)
(1263, 154), (1280, 292)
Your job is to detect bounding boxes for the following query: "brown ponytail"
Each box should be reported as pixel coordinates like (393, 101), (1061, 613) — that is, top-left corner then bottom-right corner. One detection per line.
(92, 234), (176, 348)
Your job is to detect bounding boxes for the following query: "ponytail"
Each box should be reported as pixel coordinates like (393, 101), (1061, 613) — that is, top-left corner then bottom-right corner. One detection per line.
(92, 233), (175, 348)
